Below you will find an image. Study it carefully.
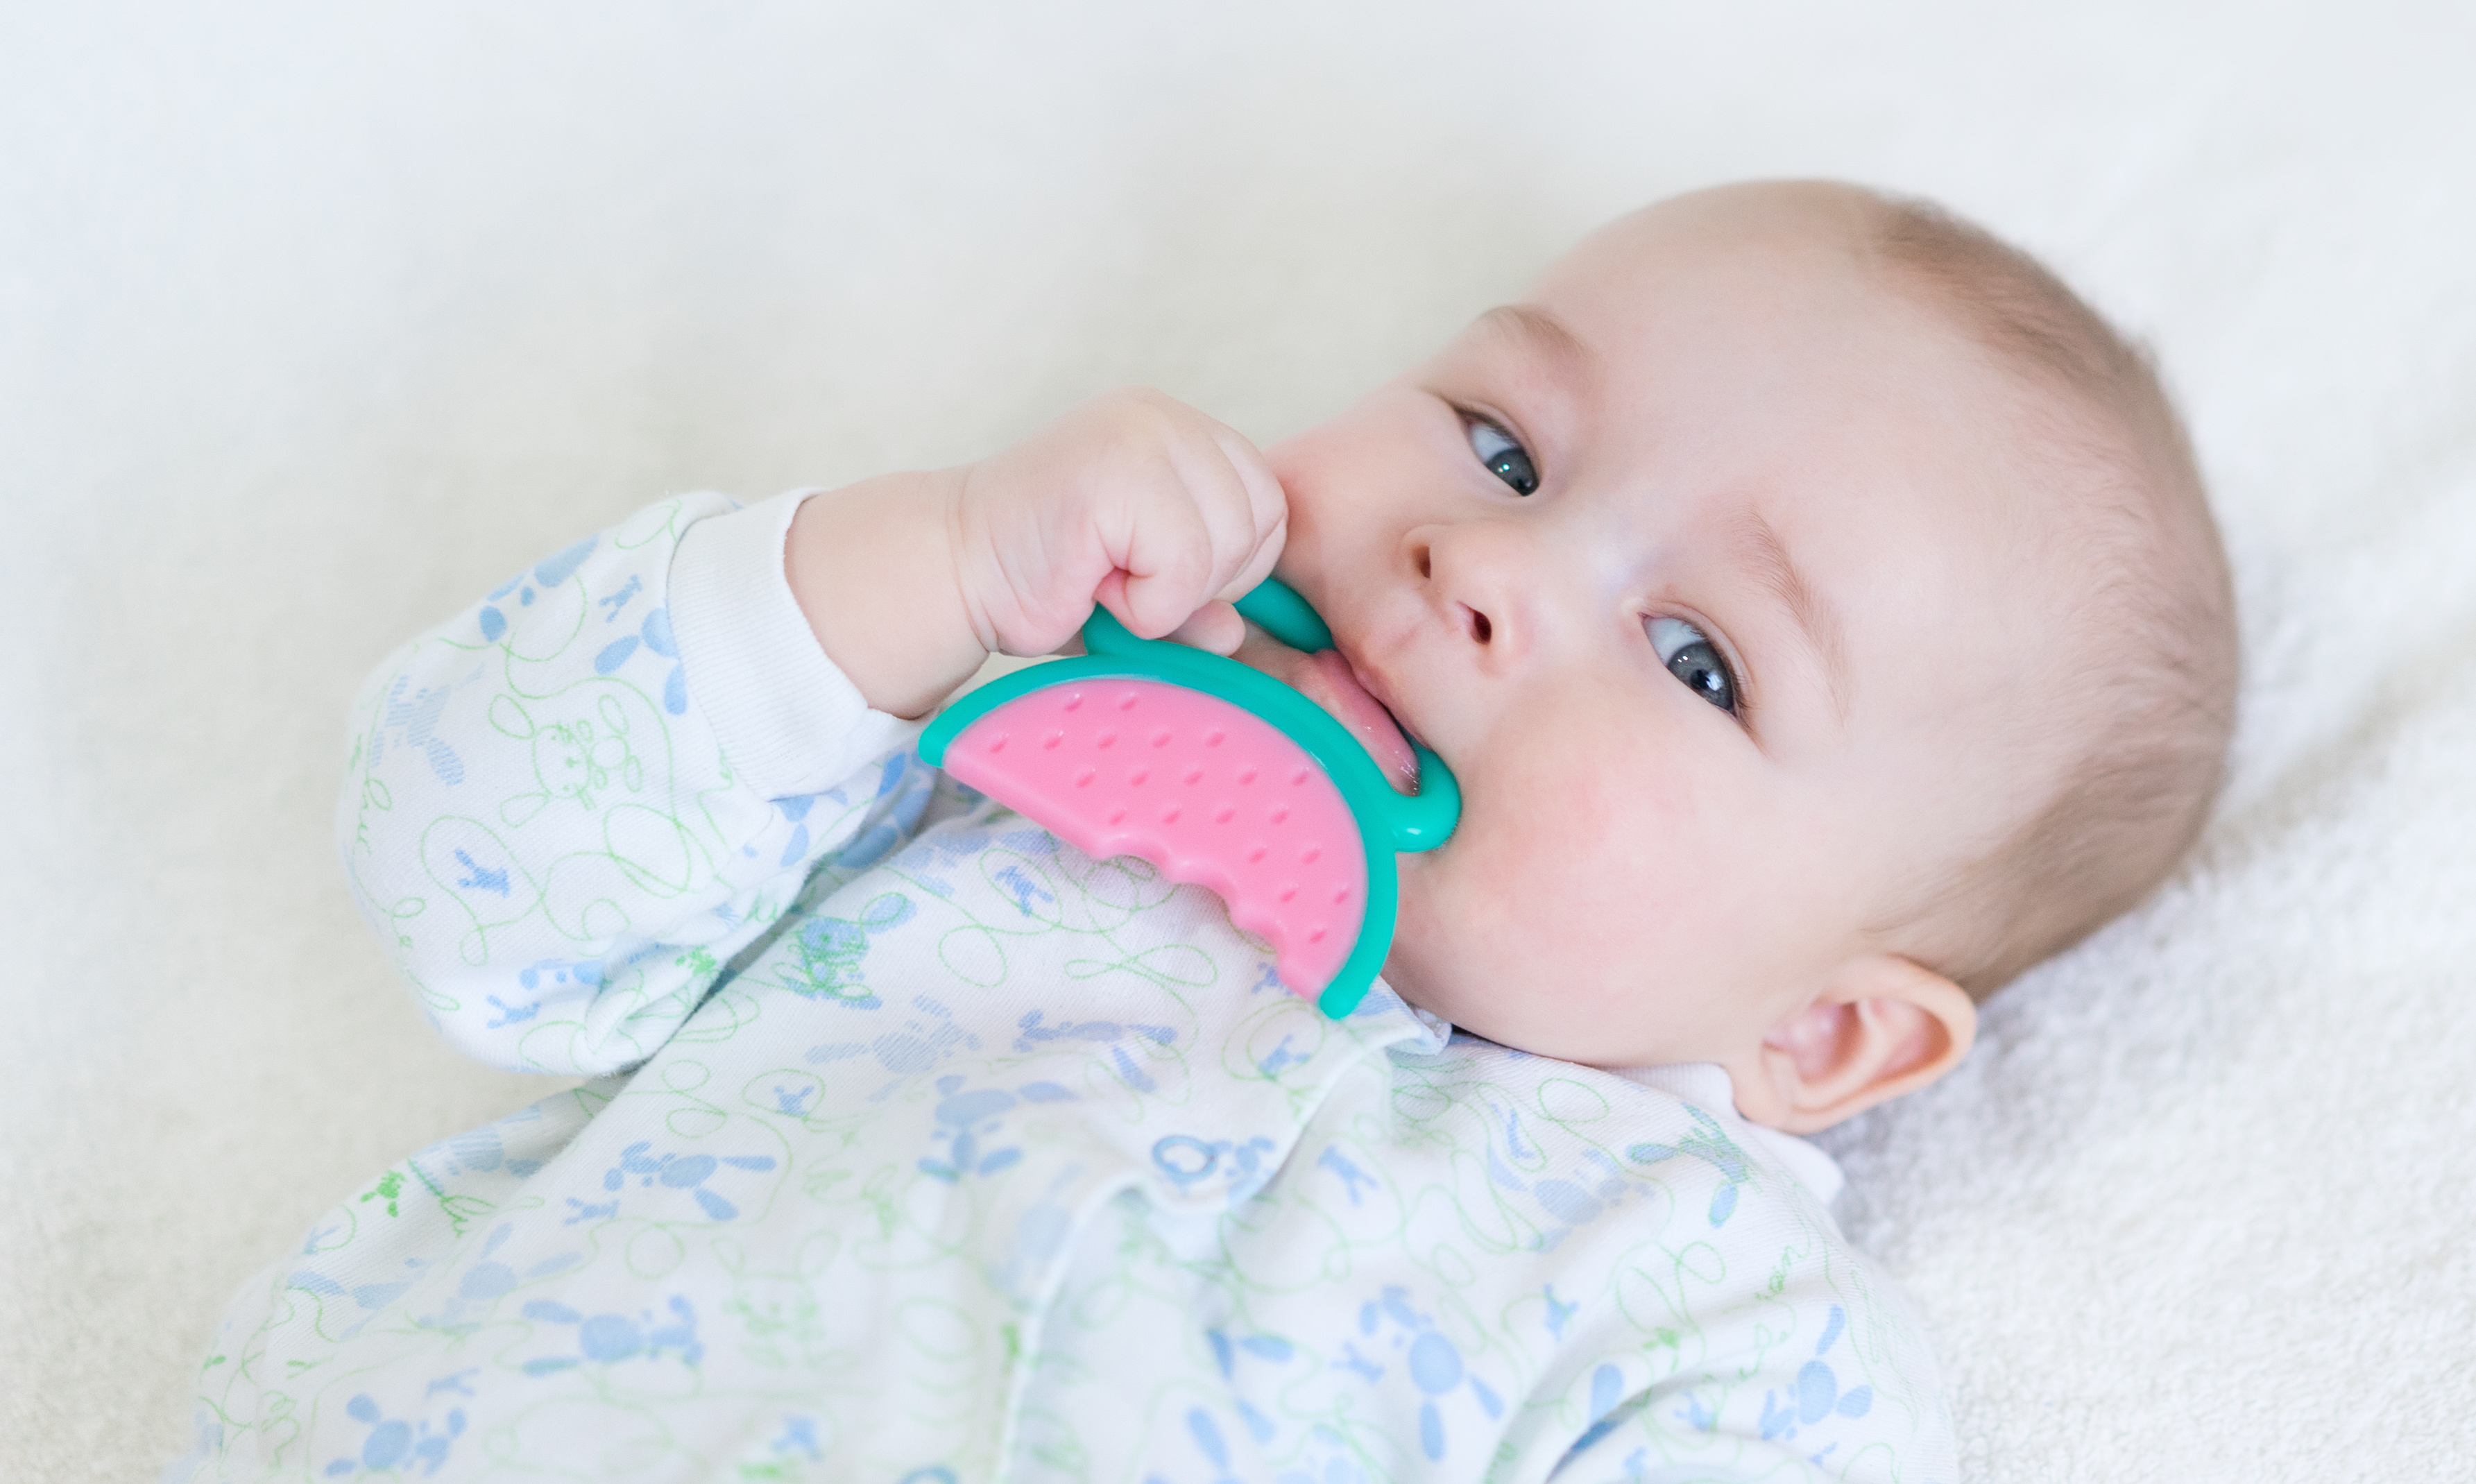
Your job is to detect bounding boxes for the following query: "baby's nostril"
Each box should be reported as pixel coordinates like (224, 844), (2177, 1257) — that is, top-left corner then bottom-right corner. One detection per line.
(1414, 545), (1433, 580)
(1469, 607), (1492, 645)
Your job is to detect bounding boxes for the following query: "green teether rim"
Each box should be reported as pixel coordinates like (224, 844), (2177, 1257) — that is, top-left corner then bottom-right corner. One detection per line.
(1231, 579), (1332, 653)
(918, 578), (1460, 1018)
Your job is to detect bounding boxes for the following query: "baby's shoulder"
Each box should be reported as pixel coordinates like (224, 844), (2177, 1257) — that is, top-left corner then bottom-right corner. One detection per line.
(1311, 1034), (1852, 1254)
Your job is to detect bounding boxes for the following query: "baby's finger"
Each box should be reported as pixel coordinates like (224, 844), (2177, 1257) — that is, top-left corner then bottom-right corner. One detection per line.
(1215, 426), (1290, 549)
(1166, 599), (1245, 656)
(1164, 436), (1278, 604)
(1218, 506), (1288, 606)
(1107, 489), (1220, 639)
(1206, 429), (1290, 602)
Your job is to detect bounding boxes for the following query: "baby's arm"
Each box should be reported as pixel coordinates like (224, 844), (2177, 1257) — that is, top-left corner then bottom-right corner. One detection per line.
(339, 390), (1284, 1076)
(336, 491), (922, 1074)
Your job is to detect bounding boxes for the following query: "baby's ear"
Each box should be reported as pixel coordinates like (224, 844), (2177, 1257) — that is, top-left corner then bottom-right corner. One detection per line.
(1725, 955), (1977, 1135)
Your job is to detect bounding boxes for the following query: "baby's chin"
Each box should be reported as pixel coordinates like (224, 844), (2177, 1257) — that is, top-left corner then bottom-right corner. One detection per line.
(1227, 624), (1421, 794)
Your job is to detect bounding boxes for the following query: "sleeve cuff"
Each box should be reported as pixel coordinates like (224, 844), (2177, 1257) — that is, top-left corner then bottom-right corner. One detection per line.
(668, 489), (923, 799)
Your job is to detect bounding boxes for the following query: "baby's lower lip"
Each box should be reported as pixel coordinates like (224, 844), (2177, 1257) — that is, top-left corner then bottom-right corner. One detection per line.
(1295, 648), (1422, 795)
(1218, 622), (1424, 794)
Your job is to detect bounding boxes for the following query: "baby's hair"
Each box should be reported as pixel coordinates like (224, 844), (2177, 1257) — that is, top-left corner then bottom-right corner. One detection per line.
(1848, 188), (2239, 999)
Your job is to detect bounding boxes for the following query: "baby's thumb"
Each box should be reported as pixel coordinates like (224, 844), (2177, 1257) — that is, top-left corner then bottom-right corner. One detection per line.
(1088, 568), (1136, 633)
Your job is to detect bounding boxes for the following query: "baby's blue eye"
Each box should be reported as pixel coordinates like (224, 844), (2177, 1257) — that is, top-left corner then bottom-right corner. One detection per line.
(1465, 418), (1537, 495)
(1648, 616), (1736, 713)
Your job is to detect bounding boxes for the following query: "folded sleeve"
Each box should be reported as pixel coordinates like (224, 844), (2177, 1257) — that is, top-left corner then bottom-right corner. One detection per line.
(336, 489), (934, 1075)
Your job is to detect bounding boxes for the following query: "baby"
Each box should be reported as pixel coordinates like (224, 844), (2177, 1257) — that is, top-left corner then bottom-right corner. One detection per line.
(173, 181), (2235, 1482)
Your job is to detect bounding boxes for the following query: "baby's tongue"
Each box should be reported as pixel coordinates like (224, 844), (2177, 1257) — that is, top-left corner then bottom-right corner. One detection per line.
(1229, 629), (1421, 796)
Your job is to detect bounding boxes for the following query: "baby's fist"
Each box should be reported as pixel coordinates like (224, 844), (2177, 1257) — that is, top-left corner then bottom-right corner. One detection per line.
(950, 389), (1288, 659)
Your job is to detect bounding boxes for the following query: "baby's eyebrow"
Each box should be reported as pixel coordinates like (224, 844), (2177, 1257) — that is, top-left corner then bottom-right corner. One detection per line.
(1474, 304), (1587, 384)
(1728, 510), (1850, 720)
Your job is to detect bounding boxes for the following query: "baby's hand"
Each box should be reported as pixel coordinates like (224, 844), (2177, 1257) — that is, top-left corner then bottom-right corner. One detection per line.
(787, 389), (1287, 718)
(953, 388), (1288, 661)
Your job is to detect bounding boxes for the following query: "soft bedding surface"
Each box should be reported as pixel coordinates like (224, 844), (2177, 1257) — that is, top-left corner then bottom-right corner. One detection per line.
(4, 4), (2470, 1480)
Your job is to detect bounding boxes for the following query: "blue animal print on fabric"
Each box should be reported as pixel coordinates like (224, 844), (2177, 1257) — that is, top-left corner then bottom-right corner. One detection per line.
(375, 674), (466, 786)
(323, 1394), (466, 1477)
(1625, 1105), (1753, 1225)
(1255, 1030), (1311, 1076)
(490, 957), (601, 1028)
(1755, 1304), (1873, 1451)
(599, 1141), (778, 1222)
(1350, 1287), (1505, 1462)
(776, 792), (821, 864)
(1197, 1331), (1297, 1451)
(1542, 1285), (1578, 1340)
(1152, 1134), (1277, 1203)
(452, 848), (509, 896)
(991, 862), (1055, 917)
(1013, 1009), (1176, 1054)
(768, 1415), (823, 1462)
(1317, 1145), (1376, 1205)
(1526, 1150), (1634, 1232)
(776, 892), (914, 1003)
(804, 996), (992, 1084)
(483, 995), (536, 1029)
(1206, 1328), (1297, 1382)
(477, 534), (598, 642)
(531, 535), (599, 588)
(593, 606), (686, 715)
(518, 1295), (704, 1374)
(518, 958), (601, 993)
(1562, 1364), (1636, 1459)
(807, 752), (937, 877)
(918, 1076), (1024, 1182)
(596, 574), (643, 622)
(1184, 1406), (1243, 1484)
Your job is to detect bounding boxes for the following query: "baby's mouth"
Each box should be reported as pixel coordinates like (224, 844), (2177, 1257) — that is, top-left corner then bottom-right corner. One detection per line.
(1229, 627), (1422, 795)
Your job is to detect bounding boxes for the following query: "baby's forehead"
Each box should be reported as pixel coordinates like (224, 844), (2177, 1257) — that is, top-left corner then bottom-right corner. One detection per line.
(1511, 207), (2041, 458)
(1532, 184), (1888, 322)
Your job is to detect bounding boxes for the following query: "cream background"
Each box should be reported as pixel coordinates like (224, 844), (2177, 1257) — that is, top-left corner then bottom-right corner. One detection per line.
(3, 3), (2470, 1479)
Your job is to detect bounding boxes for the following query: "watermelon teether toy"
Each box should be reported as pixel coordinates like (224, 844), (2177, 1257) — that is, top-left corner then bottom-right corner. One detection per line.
(918, 579), (1458, 1019)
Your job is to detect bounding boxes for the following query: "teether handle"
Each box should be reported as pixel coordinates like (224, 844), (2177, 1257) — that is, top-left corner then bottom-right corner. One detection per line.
(1233, 581), (1333, 652)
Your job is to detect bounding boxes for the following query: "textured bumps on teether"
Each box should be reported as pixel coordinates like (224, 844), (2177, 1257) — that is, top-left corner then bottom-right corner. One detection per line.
(919, 579), (1458, 1019)
(940, 681), (1369, 998)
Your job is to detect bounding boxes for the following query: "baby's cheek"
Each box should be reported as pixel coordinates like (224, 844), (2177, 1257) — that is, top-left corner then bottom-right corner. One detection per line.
(1482, 725), (1702, 904)
(1393, 738), (1691, 1026)
(1396, 705), (1849, 1061)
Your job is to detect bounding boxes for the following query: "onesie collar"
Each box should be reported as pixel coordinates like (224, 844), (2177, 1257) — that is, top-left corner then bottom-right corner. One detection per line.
(1605, 1062), (1846, 1208)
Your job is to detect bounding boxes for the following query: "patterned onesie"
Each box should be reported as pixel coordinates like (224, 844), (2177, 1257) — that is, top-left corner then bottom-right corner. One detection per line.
(169, 491), (1957, 1483)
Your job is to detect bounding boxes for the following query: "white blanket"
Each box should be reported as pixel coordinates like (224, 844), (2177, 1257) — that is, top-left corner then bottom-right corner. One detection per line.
(3, 3), (2470, 1479)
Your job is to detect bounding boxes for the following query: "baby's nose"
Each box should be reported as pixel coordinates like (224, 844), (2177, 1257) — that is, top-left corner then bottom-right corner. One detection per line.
(1406, 519), (1537, 665)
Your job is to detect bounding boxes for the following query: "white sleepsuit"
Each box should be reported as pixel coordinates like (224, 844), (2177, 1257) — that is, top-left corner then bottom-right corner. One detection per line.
(169, 491), (1956, 1483)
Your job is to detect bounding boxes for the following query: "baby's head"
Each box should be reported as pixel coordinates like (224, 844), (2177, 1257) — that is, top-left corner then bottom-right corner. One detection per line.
(1253, 180), (2236, 1131)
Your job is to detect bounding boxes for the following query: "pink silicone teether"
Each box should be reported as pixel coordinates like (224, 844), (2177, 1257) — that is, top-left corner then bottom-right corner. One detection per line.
(919, 578), (1458, 1018)
(941, 679), (1365, 996)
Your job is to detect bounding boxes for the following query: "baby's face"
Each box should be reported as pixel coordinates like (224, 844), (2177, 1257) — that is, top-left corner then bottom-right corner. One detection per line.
(1253, 188), (2056, 1072)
